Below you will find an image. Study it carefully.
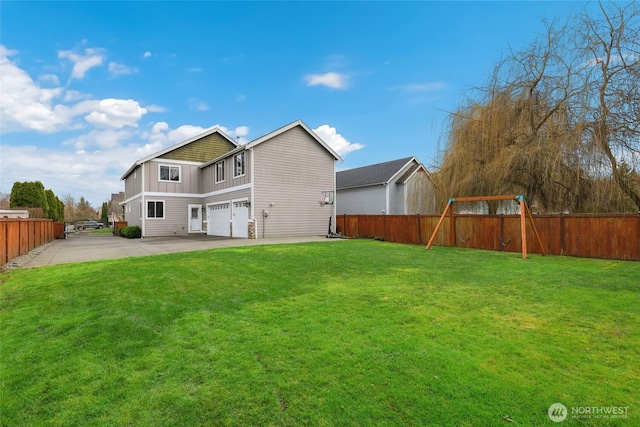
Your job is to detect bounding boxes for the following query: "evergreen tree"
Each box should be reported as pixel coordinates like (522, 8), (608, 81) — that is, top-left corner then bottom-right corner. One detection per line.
(101, 202), (108, 224)
(10, 181), (48, 211)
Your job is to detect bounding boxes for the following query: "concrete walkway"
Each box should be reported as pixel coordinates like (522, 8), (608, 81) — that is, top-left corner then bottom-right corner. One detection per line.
(24, 232), (343, 268)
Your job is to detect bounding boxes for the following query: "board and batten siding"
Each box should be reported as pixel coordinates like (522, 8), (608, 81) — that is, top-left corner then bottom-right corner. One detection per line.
(124, 165), (143, 197)
(253, 125), (336, 238)
(146, 160), (201, 194)
(143, 196), (201, 237)
(200, 150), (252, 194)
(388, 182), (405, 215)
(336, 186), (387, 215)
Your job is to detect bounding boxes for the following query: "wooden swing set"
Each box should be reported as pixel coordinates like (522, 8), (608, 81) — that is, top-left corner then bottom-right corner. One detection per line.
(425, 195), (545, 259)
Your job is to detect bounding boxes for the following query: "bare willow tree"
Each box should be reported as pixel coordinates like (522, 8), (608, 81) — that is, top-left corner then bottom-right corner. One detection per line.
(437, 22), (585, 213)
(575, 1), (640, 210)
(437, 2), (640, 213)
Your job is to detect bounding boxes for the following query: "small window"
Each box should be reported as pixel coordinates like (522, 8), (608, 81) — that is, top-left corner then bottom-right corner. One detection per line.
(234, 152), (245, 178)
(159, 165), (180, 182)
(215, 160), (225, 183)
(147, 201), (164, 219)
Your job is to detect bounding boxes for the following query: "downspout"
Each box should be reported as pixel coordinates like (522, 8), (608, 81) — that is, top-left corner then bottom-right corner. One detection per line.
(384, 182), (390, 215)
(332, 159), (337, 234)
(249, 147), (256, 237)
(141, 162), (145, 238)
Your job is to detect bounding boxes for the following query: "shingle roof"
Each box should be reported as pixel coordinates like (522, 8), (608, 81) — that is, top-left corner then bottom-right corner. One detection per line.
(336, 157), (415, 189)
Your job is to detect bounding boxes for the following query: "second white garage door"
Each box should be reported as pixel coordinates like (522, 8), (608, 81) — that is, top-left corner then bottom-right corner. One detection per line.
(208, 203), (230, 236)
(232, 201), (249, 238)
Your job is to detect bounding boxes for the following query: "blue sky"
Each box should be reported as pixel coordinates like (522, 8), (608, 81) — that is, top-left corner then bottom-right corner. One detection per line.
(1, 1), (592, 208)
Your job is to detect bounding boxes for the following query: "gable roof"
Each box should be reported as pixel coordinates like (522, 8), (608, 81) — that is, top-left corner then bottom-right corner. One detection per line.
(247, 120), (342, 160)
(201, 119), (342, 168)
(121, 127), (238, 180)
(336, 157), (421, 190)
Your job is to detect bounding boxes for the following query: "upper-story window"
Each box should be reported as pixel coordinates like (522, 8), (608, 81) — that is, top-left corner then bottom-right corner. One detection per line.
(159, 165), (180, 182)
(215, 160), (225, 183)
(234, 152), (246, 178)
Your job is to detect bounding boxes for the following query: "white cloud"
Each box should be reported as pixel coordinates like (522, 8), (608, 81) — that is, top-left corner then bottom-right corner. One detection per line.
(148, 122), (251, 147)
(143, 51), (152, 58)
(0, 46), (150, 134)
(313, 125), (364, 157)
(77, 98), (147, 129)
(392, 82), (445, 92)
(305, 72), (349, 89)
(0, 142), (136, 208)
(38, 73), (60, 85)
(145, 104), (167, 113)
(65, 129), (135, 151)
(108, 61), (137, 76)
(152, 121), (169, 133)
(64, 90), (92, 102)
(235, 126), (249, 137)
(188, 98), (209, 112)
(58, 47), (105, 79)
(0, 46), (67, 132)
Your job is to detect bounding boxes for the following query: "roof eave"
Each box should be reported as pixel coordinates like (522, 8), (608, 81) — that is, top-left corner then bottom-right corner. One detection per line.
(200, 145), (247, 169)
(337, 182), (386, 191)
(386, 157), (418, 184)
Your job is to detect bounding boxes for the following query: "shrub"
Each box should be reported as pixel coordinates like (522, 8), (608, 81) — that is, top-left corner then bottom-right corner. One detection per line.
(118, 225), (141, 239)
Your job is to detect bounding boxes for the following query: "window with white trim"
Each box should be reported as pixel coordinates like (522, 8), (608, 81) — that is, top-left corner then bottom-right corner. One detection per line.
(159, 165), (180, 182)
(147, 200), (164, 219)
(234, 152), (245, 178)
(215, 160), (225, 183)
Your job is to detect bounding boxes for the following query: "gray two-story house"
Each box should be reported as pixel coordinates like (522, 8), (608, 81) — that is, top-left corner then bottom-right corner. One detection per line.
(121, 120), (341, 238)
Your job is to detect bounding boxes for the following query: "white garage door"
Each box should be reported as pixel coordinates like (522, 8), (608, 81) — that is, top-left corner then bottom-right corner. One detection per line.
(208, 203), (230, 236)
(232, 201), (249, 238)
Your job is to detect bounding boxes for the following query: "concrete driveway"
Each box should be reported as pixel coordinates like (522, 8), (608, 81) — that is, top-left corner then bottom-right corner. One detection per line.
(24, 232), (341, 268)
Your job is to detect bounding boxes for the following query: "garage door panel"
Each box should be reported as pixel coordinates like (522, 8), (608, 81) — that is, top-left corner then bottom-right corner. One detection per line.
(208, 203), (230, 236)
(232, 201), (249, 238)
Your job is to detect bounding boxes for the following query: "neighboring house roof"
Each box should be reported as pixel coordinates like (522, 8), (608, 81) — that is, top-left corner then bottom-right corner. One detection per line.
(337, 157), (422, 190)
(120, 127), (238, 180)
(200, 119), (342, 168)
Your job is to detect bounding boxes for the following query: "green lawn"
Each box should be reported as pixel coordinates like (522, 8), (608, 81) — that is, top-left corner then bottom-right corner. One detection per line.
(1, 240), (638, 426)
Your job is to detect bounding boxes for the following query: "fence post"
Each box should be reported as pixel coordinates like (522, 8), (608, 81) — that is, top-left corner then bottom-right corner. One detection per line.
(383, 214), (387, 241)
(449, 205), (455, 247)
(637, 211), (640, 261)
(559, 213), (564, 256)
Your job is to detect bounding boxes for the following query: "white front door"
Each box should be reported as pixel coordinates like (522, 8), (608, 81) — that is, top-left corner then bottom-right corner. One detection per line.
(188, 205), (202, 232)
(208, 203), (230, 236)
(232, 201), (249, 238)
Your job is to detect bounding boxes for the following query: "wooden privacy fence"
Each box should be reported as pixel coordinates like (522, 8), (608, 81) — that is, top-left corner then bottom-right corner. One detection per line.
(336, 213), (640, 261)
(0, 219), (62, 265)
